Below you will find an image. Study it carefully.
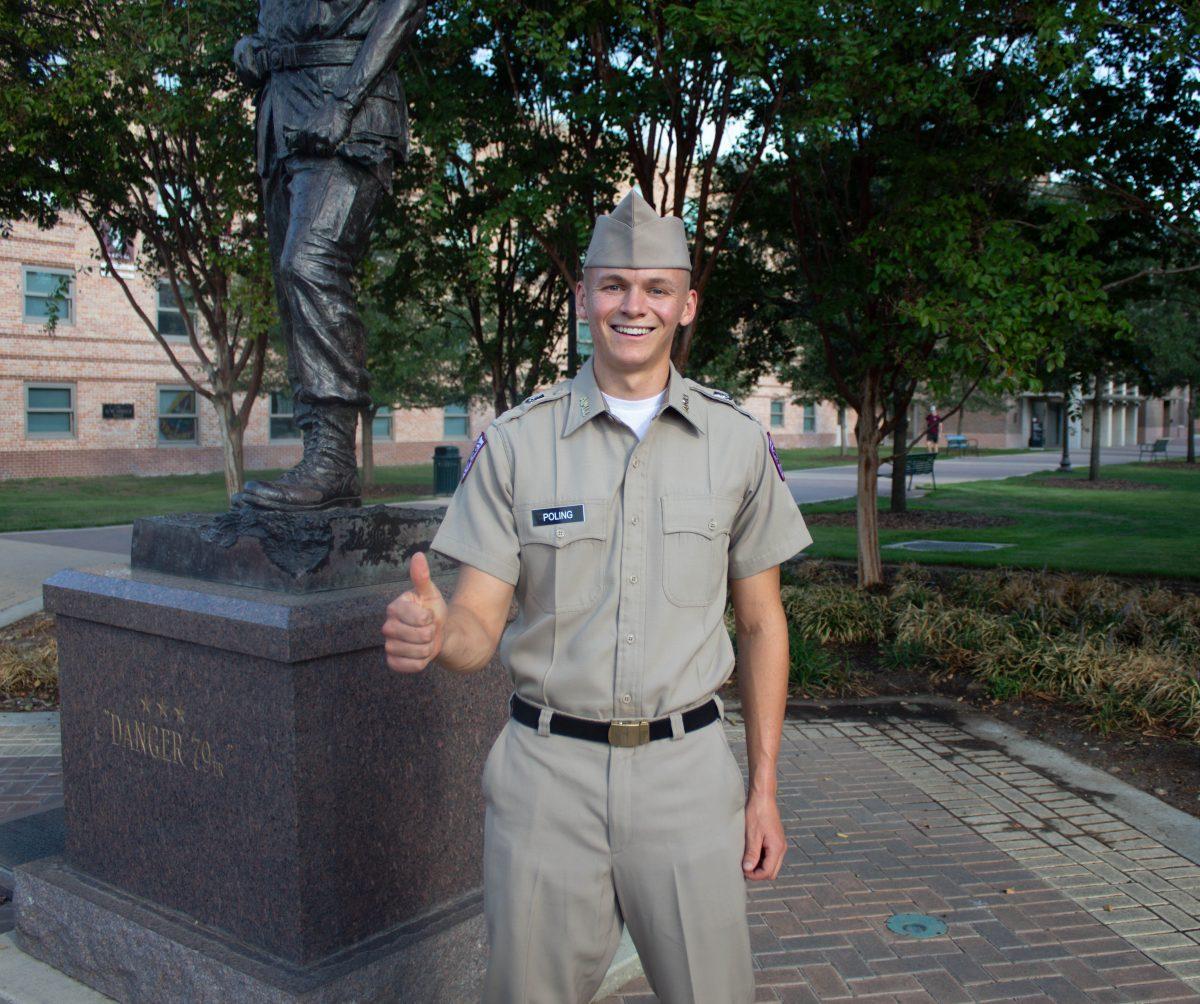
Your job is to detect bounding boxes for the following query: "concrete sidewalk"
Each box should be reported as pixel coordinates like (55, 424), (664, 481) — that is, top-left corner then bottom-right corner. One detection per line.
(0, 527), (131, 629)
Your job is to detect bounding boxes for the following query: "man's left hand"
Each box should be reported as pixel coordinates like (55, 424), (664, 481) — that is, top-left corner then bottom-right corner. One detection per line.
(742, 791), (786, 881)
(287, 97), (354, 157)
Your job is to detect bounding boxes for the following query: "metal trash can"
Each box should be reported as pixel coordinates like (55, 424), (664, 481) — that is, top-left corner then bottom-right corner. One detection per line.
(433, 445), (462, 495)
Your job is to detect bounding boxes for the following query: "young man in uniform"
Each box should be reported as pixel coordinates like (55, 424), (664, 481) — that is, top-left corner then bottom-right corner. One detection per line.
(381, 191), (812, 1003)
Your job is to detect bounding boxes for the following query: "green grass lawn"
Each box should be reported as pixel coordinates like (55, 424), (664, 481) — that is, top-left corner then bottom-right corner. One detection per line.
(0, 464), (436, 533)
(801, 461), (1200, 579)
(774, 445), (1034, 470)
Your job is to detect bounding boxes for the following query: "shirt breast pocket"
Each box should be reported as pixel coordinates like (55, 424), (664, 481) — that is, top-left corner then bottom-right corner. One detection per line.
(660, 495), (741, 607)
(515, 498), (609, 613)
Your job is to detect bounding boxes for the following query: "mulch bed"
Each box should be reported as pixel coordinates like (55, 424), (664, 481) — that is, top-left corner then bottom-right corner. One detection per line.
(0, 612), (58, 712)
(1037, 477), (1164, 491)
(804, 510), (1016, 529)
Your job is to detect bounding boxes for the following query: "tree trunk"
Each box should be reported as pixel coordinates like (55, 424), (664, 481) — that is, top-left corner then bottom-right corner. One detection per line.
(854, 375), (884, 588)
(838, 405), (847, 457)
(1088, 369), (1104, 482)
(213, 395), (245, 504)
(1058, 387), (1072, 471)
(1188, 381), (1196, 464)
(890, 389), (908, 513)
(360, 407), (376, 491)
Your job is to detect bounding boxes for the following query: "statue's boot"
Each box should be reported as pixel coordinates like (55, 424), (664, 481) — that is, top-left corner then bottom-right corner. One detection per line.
(235, 404), (361, 511)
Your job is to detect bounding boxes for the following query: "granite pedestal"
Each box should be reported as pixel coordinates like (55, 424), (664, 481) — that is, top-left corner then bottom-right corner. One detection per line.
(14, 506), (511, 1002)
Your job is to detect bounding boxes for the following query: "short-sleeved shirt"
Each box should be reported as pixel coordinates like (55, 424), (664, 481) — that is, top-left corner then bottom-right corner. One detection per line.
(430, 355), (812, 721)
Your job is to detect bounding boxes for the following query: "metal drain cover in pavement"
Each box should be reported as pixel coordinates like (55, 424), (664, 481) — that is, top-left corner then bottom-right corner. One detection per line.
(882, 539), (1013, 553)
(886, 913), (948, 939)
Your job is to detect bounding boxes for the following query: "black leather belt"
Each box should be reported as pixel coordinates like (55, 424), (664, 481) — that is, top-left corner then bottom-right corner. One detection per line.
(267, 40), (360, 71)
(509, 693), (720, 748)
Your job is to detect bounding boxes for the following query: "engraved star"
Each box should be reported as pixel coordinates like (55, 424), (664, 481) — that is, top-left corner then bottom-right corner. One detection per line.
(156, 699), (168, 719)
(139, 696), (151, 714)
(173, 706), (185, 724)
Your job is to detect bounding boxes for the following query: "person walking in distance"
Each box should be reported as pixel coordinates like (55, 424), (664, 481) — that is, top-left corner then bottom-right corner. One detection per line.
(925, 406), (942, 455)
(381, 191), (812, 1003)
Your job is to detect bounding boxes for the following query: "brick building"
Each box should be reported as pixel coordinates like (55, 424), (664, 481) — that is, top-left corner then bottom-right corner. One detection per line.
(0, 216), (494, 480)
(2, 214), (1189, 480)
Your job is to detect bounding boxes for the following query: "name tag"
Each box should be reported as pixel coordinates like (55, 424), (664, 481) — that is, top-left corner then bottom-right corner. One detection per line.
(532, 504), (584, 526)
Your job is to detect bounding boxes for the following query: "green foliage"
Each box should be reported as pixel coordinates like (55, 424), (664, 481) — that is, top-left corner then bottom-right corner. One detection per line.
(0, 0), (274, 496)
(370, 0), (628, 414)
(779, 552), (1200, 738)
(782, 583), (888, 644)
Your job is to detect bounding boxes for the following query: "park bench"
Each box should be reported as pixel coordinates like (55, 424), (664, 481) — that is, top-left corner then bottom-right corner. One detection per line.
(1138, 438), (1169, 462)
(944, 433), (979, 456)
(884, 450), (937, 490)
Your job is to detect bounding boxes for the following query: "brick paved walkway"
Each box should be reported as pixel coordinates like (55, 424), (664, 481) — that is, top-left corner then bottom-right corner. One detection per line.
(605, 713), (1200, 1003)
(3, 710), (1199, 1001)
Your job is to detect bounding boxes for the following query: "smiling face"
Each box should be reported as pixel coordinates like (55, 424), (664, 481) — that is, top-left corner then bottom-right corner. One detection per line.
(577, 267), (697, 381)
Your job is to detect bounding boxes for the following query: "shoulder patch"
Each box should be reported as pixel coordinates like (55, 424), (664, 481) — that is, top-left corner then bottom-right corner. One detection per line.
(767, 431), (786, 481)
(460, 431), (487, 483)
(686, 379), (760, 424)
(494, 381), (569, 426)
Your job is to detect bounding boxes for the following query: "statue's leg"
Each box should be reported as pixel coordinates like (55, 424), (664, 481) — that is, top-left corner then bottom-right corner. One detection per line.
(275, 154), (382, 407)
(236, 156), (383, 511)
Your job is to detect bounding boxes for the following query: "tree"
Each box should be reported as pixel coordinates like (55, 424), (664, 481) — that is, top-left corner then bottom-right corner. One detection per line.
(357, 289), (481, 489)
(724, 1), (1115, 586)
(373, 0), (625, 417)
(0, 0), (273, 500)
(576, 0), (787, 371)
(1129, 284), (1200, 464)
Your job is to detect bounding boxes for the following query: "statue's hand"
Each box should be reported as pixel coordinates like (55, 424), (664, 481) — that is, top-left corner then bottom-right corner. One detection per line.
(286, 96), (355, 157)
(232, 35), (267, 89)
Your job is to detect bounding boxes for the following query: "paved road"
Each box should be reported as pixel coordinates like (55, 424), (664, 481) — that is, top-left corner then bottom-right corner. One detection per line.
(0, 446), (1154, 625)
(785, 445), (1148, 506)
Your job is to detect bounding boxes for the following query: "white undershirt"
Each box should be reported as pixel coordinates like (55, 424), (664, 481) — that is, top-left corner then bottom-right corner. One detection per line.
(601, 388), (667, 441)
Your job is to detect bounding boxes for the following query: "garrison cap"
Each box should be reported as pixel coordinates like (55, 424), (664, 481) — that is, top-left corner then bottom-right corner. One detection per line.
(583, 191), (691, 271)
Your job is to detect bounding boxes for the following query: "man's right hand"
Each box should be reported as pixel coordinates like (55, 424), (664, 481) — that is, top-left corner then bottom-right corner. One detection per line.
(382, 551), (448, 673)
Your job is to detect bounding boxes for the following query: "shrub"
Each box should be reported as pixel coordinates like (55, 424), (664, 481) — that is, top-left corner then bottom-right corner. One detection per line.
(783, 584), (888, 644)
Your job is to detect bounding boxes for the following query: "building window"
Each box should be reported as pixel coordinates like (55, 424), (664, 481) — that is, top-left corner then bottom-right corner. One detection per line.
(770, 400), (785, 428)
(157, 279), (196, 341)
(26, 384), (75, 437)
(23, 267), (75, 325)
(372, 405), (393, 440)
(270, 392), (301, 440)
(157, 387), (197, 444)
(443, 402), (469, 438)
(803, 404), (816, 433)
(577, 321), (594, 361)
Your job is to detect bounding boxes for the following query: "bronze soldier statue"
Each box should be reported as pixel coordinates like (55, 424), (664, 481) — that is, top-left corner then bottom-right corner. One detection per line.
(232, 0), (425, 510)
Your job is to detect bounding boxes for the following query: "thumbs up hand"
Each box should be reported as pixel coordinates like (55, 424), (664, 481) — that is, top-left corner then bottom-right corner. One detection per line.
(382, 551), (448, 673)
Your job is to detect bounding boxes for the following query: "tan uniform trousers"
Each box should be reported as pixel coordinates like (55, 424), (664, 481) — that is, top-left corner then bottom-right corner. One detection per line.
(481, 710), (754, 1004)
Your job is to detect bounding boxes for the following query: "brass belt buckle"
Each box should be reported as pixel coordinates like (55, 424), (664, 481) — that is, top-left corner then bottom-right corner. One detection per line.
(608, 719), (650, 747)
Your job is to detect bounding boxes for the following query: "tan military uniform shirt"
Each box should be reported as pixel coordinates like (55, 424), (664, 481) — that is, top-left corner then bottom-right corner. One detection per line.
(430, 355), (812, 721)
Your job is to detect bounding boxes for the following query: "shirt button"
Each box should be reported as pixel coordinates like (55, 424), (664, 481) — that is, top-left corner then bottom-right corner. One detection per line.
(621, 694), (632, 705)
(631, 458), (640, 468)
(625, 633), (635, 644)
(708, 518), (716, 531)
(631, 515), (640, 525)
(555, 528), (565, 538)
(629, 574), (638, 584)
